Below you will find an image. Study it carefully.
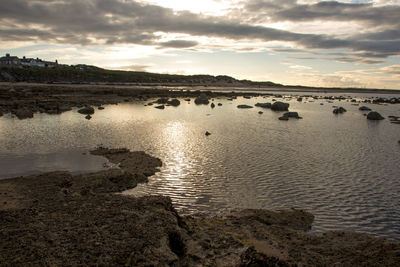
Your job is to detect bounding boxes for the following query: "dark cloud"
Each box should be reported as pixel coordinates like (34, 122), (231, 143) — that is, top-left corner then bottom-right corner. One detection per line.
(0, 0), (399, 62)
(158, 40), (199, 48)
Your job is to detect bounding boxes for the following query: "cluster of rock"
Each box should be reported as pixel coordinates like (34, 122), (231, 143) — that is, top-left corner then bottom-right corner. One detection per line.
(194, 93), (210, 105)
(333, 107), (347, 114)
(279, 112), (302, 121)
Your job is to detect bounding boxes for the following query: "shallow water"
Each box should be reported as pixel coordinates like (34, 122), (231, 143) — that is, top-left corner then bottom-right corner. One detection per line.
(1, 92), (400, 241)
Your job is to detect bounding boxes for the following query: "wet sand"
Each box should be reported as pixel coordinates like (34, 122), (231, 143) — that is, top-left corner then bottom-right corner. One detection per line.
(1, 148), (399, 266)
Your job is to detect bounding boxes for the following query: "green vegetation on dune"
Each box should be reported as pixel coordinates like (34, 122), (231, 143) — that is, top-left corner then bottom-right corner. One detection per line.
(0, 65), (282, 87)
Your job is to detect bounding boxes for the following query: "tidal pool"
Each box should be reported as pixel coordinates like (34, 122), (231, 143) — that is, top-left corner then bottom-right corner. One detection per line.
(1, 92), (399, 241)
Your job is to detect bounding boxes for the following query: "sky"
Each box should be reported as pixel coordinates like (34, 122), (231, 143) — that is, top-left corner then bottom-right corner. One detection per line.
(0, 0), (399, 89)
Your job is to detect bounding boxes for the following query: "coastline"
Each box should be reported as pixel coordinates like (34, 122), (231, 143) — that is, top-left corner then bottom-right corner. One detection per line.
(1, 82), (399, 120)
(1, 148), (399, 266)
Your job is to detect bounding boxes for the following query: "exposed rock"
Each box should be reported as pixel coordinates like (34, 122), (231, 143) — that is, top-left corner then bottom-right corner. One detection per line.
(218, 103), (222, 106)
(283, 112), (301, 118)
(78, 106), (95, 115)
(255, 102), (271, 108)
(14, 108), (34, 119)
(333, 107), (347, 114)
(297, 97), (303, 102)
(271, 101), (289, 111)
(210, 103), (215, 108)
(258, 111), (263, 114)
(194, 94), (209, 105)
(279, 116), (289, 121)
(205, 131), (211, 136)
(85, 114), (92, 120)
(237, 105), (253, 109)
(167, 99), (180, 107)
(359, 106), (371, 111)
(367, 111), (384, 120)
(1, 148), (400, 266)
(156, 98), (169, 104)
(155, 105), (165, 109)
(98, 106), (105, 110)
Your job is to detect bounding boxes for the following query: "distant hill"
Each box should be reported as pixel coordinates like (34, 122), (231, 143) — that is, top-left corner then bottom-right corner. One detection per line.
(0, 64), (283, 87)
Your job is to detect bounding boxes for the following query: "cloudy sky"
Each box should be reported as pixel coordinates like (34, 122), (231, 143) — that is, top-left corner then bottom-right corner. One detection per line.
(1, 0), (399, 89)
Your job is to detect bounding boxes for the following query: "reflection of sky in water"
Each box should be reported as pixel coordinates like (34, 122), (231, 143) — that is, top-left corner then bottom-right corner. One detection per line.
(0, 93), (400, 241)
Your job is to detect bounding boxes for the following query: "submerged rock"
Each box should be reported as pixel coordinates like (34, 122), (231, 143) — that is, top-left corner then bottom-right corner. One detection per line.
(283, 112), (301, 118)
(271, 101), (289, 111)
(78, 106), (95, 115)
(333, 107), (346, 114)
(255, 102), (271, 108)
(167, 99), (180, 107)
(237, 105), (253, 109)
(359, 106), (371, 111)
(155, 105), (165, 109)
(210, 103), (215, 108)
(367, 111), (384, 120)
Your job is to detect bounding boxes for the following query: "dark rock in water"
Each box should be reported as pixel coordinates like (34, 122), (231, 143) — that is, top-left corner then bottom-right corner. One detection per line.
(258, 111), (263, 114)
(297, 97), (303, 102)
(205, 131), (211, 136)
(155, 105), (165, 110)
(156, 98), (169, 104)
(279, 116), (289, 121)
(85, 114), (92, 120)
(283, 112), (300, 118)
(0, 111), (3, 117)
(194, 94), (209, 105)
(98, 106), (105, 110)
(14, 108), (34, 119)
(367, 111), (384, 120)
(218, 103), (222, 106)
(255, 102), (271, 108)
(271, 101), (289, 111)
(147, 102), (153, 106)
(359, 106), (371, 111)
(333, 107), (346, 114)
(185, 98), (191, 102)
(78, 106), (95, 115)
(391, 121), (400, 124)
(237, 105), (253, 109)
(243, 96), (251, 99)
(167, 99), (180, 107)
(210, 103), (215, 108)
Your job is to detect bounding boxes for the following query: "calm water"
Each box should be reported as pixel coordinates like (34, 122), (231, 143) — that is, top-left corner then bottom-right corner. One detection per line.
(1, 92), (400, 241)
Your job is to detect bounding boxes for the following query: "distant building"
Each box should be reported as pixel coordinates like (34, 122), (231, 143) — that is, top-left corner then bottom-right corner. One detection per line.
(0, 54), (58, 68)
(0, 53), (20, 66)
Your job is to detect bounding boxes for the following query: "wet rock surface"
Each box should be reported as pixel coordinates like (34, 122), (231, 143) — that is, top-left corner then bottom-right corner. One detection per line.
(271, 101), (289, 111)
(1, 148), (399, 266)
(367, 111), (385, 120)
(237, 104), (253, 109)
(333, 107), (347, 114)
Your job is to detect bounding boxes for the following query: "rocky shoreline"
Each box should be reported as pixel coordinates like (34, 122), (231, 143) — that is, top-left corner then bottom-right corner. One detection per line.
(1, 83), (400, 120)
(1, 148), (399, 266)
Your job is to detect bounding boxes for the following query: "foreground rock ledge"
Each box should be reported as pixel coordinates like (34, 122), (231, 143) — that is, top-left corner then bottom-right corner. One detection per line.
(1, 150), (399, 266)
